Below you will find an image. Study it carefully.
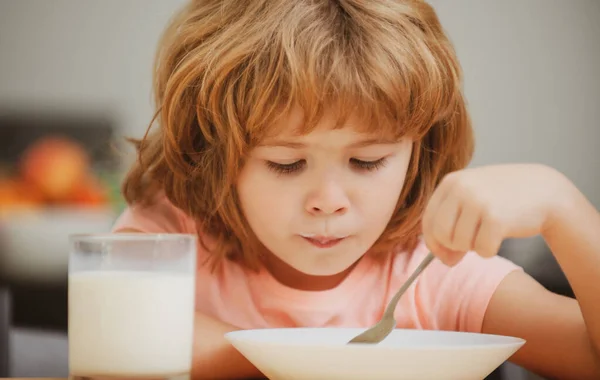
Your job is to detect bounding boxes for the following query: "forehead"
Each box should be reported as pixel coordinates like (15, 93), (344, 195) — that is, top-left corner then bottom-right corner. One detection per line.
(261, 105), (402, 145)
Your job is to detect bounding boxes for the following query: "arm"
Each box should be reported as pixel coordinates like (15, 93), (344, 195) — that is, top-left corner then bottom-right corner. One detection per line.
(116, 228), (263, 379)
(483, 181), (600, 379)
(192, 312), (264, 380)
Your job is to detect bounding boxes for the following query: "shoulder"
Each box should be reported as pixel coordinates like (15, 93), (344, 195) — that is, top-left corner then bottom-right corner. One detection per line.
(112, 193), (196, 234)
(112, 193), (223, 272)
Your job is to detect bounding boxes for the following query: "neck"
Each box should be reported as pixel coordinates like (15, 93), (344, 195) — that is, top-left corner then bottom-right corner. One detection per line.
(262, 251), (359, 291)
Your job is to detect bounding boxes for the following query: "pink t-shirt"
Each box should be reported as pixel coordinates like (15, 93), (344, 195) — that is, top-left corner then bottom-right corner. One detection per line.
(112, 195), (522, 333)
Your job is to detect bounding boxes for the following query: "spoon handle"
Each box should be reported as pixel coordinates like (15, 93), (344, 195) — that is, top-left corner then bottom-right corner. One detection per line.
(382, 252), (435, 318)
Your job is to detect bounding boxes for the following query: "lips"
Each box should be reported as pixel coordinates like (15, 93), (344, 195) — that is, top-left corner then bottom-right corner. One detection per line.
(301, 235), (346, 248)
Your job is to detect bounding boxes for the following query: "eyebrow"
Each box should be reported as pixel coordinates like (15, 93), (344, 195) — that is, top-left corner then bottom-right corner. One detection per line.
(259, 137), (397, 149)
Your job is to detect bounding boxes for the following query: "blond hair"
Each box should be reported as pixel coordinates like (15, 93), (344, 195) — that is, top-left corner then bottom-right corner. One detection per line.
(123, 0), (474, 269)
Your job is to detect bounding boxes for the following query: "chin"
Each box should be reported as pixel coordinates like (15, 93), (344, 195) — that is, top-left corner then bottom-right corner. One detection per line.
(289, 255), (359, 277)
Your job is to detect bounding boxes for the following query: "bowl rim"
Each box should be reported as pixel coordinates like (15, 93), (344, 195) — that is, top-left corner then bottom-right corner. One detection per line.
(224, 327), (527, 351)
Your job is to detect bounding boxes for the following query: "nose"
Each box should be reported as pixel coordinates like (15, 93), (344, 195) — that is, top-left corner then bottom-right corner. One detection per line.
(305, 177), (350, 216)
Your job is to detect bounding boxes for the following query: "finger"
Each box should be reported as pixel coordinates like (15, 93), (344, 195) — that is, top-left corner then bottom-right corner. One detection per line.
(473, 212), (503, 258)
(424, 193), (466, 266)
(431, 194), (461, 250)
(421, 176), (454, 237)
(451, 204), (482, 252)
(422, 175), (466, 266)
(423, 235), (465, 267)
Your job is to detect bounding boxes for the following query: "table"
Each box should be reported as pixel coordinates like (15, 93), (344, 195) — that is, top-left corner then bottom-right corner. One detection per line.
(0, 285), (9, 378)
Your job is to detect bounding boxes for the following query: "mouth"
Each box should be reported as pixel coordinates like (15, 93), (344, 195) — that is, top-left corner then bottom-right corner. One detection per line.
(301, 235), (346, 248)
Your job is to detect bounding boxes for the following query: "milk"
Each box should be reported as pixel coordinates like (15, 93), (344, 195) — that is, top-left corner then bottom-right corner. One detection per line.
(68, 271), (195, 377)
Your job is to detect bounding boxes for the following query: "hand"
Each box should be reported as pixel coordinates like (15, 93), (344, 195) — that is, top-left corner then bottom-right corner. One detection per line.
(422, 163), (574, 266)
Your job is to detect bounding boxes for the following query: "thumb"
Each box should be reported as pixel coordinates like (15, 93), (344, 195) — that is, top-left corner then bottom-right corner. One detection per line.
(424, 237), (466, 267)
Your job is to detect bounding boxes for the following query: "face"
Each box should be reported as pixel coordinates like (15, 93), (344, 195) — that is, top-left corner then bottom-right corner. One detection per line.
(237, 107), (413, 280)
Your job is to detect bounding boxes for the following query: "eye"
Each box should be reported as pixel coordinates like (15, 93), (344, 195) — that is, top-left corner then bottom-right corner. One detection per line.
(266, 160), (306, 175)
(350, 157), (388, 172)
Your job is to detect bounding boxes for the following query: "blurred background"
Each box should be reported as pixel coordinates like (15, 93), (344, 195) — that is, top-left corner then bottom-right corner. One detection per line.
(0, 0), (598, 379)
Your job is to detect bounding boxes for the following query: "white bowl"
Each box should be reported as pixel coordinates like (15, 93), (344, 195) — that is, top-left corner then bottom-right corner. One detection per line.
(225, 327), (525, 380)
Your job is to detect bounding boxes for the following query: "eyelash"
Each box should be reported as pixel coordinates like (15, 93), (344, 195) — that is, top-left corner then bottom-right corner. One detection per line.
(266, 160), (305, 175)
(266, 158), (388, 175)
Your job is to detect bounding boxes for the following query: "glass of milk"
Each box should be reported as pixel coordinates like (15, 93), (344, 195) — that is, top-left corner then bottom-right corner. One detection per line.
(68, 233), (196, 380)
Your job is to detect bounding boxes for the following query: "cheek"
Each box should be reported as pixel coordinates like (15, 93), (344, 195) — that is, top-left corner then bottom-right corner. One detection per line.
(362, 175), (405, 221)
(237, 164), (293, 228)
(360, 154), (411, 224)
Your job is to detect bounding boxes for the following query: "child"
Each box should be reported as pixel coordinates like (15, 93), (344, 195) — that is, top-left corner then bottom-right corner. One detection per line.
(114, 0), (600, 378)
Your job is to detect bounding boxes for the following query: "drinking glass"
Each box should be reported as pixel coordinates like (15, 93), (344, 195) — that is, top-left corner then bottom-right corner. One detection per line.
(68, 233), (196, 380)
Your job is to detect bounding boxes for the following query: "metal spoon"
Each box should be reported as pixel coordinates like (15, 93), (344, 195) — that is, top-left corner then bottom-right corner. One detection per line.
(347, 252), (435, 344)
